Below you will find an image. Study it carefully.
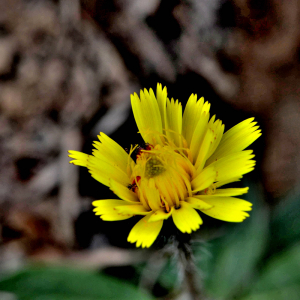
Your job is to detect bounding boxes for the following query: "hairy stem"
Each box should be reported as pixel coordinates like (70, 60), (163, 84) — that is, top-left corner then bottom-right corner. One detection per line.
(177, 238), (206, 300)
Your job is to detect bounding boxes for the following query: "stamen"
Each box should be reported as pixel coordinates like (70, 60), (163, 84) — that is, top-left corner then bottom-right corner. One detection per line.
(161, 198), (170, 212)
(127, 144), (138, 176)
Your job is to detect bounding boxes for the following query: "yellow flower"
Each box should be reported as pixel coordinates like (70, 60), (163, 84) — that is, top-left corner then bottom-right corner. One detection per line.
(69, 84), (261, 248)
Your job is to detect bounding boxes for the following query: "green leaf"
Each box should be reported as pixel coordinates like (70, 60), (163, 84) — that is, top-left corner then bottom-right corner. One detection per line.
(241, 284), (300, 300)
(0, 266), (153, 300)
(242, 243), (300, 300)
(253, 243), (300, 292)
(202, 180), (269, 299)
(240, 243), (300, 300)
(269, 189), (300, 251)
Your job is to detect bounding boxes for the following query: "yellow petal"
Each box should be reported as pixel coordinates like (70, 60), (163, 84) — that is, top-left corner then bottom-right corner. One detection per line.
(197, 195), (252, 210)
(215, 176), (242, 188)
(92, 133), (131, 173)
(148, 207), (174, 222)
(186, 197), (213, 210)
(165, 97), (183, 147)
(192, 165), (216, 193)
(209, 150), (255, 183)
(144, 178), (162, 211)
(68, 151), (89, 167)
(109, 179), (139, 202)
(214, 187), (249, 196)
(115, 204), (150, 215)
(196, 196), (252, 222)
(182, 95), (210, 147)
(127, 214), (163, 248)
(93, 200), (137, 220)
(182, 94), (199, 144)
(92, 199), (127, 214)
(206, 119), (225, 159)
(221, 118), (255, 142)
(101, 214), (133, 221)
(131, 89), (162, 145)
(154, 176), (175, 208)
(189, 110), (210, 162)
(87, 155), (130, 187)
(156, 83), (167, 130)
(172, 201), (203, 234)
(207, 118), (261, 164)
(194, 128), (214, 171)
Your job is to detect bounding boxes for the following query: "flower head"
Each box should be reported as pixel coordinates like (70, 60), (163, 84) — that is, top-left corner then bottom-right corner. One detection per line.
(69, 84), (261, 248)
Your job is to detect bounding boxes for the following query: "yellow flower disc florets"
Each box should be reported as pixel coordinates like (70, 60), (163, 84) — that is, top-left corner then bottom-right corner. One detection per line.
(130, 141), (193, 213)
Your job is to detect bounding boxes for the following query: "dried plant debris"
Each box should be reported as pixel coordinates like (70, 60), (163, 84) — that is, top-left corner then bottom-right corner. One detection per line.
(0, 0), (131, 256)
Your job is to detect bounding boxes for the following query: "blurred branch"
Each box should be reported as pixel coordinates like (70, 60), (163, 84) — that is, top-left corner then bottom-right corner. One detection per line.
(58, 128), (82, 246)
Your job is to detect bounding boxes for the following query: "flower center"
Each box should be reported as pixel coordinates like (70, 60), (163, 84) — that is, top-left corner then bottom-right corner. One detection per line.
(129, 143), (193, 212)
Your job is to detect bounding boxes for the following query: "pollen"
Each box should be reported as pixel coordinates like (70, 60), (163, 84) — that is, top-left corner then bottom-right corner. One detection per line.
(145, 156), (165, 178)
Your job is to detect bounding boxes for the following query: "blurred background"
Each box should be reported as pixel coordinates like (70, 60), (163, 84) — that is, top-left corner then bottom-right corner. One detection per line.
(0, 0), (300, 299)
